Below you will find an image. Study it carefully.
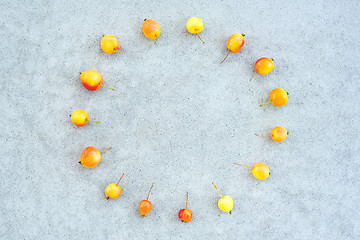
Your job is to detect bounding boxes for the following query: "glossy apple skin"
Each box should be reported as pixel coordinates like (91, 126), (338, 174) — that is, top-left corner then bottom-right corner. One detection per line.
(255, 57), (274, 75)
(269, 88), (288, 107)
(139, 200), (152, 216)
(271, 126), (287, 142)
(101, 35), (119, 54)
(142, 19), (161, 39)
(178, 209), (192, 222)
(252, 162), (270, 180)
(79, 146), (101, 168)
(71, 109), (88, 127)
(226, 33), (245, 53)
(105, 183), (122, 199)
(80, 70), (103, 91)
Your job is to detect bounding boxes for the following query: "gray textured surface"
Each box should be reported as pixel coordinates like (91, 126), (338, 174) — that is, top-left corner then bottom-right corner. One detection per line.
(1, 0), (359, 239)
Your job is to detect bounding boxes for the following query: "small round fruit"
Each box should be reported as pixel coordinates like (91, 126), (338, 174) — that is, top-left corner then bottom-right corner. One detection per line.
(178, 209), (192, 222)
(105, 183), (122, 199)
(186, 17), (203, 34)
(139, 200), (152, 216)
(252, 162), (270, 180)
(227, 33), (245, 53)
(271, 126), (288, 142)
(79, 146), (101, 168)
(255, 57), (274, 75)
(218, 196), (233, 213)
(142, 19), (161, 39)
(269, 88), (288, 107)
(101, 35), (119, 54)
(80, 70), (103, 91)
(71, 109), (89, 127)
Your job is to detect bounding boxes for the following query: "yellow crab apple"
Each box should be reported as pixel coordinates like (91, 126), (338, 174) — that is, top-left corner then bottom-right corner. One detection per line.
(186, 17), (204, 43)
(234, 162), (270, 180)
(70, 109), (99, 127)
(105, 173), (125, 200)
(212, 182), (233, 214)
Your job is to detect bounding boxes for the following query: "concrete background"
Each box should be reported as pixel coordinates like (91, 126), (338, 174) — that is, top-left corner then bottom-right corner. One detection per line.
(0, 0), (359, 239)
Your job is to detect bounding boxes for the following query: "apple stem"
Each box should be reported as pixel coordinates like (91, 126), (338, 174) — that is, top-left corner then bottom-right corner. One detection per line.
(260, 101), (271, 106)
(146, 183), (154, 201)
(100, 147), (112, 153)
(88, 120), (100, 124)
(186, 192), (188, 209)
(197, 33), (205, 43)
(116, 173), (125, 186)
(154, 38), (158, 45)
(255, 134), (271, 138)
(249, 72), (256, 81)
(212, 182), (222, 198)
(234, 162), (252, 168)
(100, 84), (116, 91)
(220, 50), (230, 64)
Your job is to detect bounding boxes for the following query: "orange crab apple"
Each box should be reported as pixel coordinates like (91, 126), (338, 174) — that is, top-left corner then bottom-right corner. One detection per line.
(142, 19), (161, 44)
(220, 33), (245, 64)
(256, 126), (288, 142)
(178, 192), (192, 223)
(105, 173), (125, 200)
(260, 88), (288, 107)
(250, 57), (274, 81)
(70, 109), (100, 127)
(234, 162), (270, 180)
(101, 35), (120, 54)
(79, 70), (115, 91)
(139, 183), (154, 216)
(79, 146), (111, 168)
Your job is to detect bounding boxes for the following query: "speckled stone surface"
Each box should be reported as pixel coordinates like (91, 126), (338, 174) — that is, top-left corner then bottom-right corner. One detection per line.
(1, 0), (359, 239)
